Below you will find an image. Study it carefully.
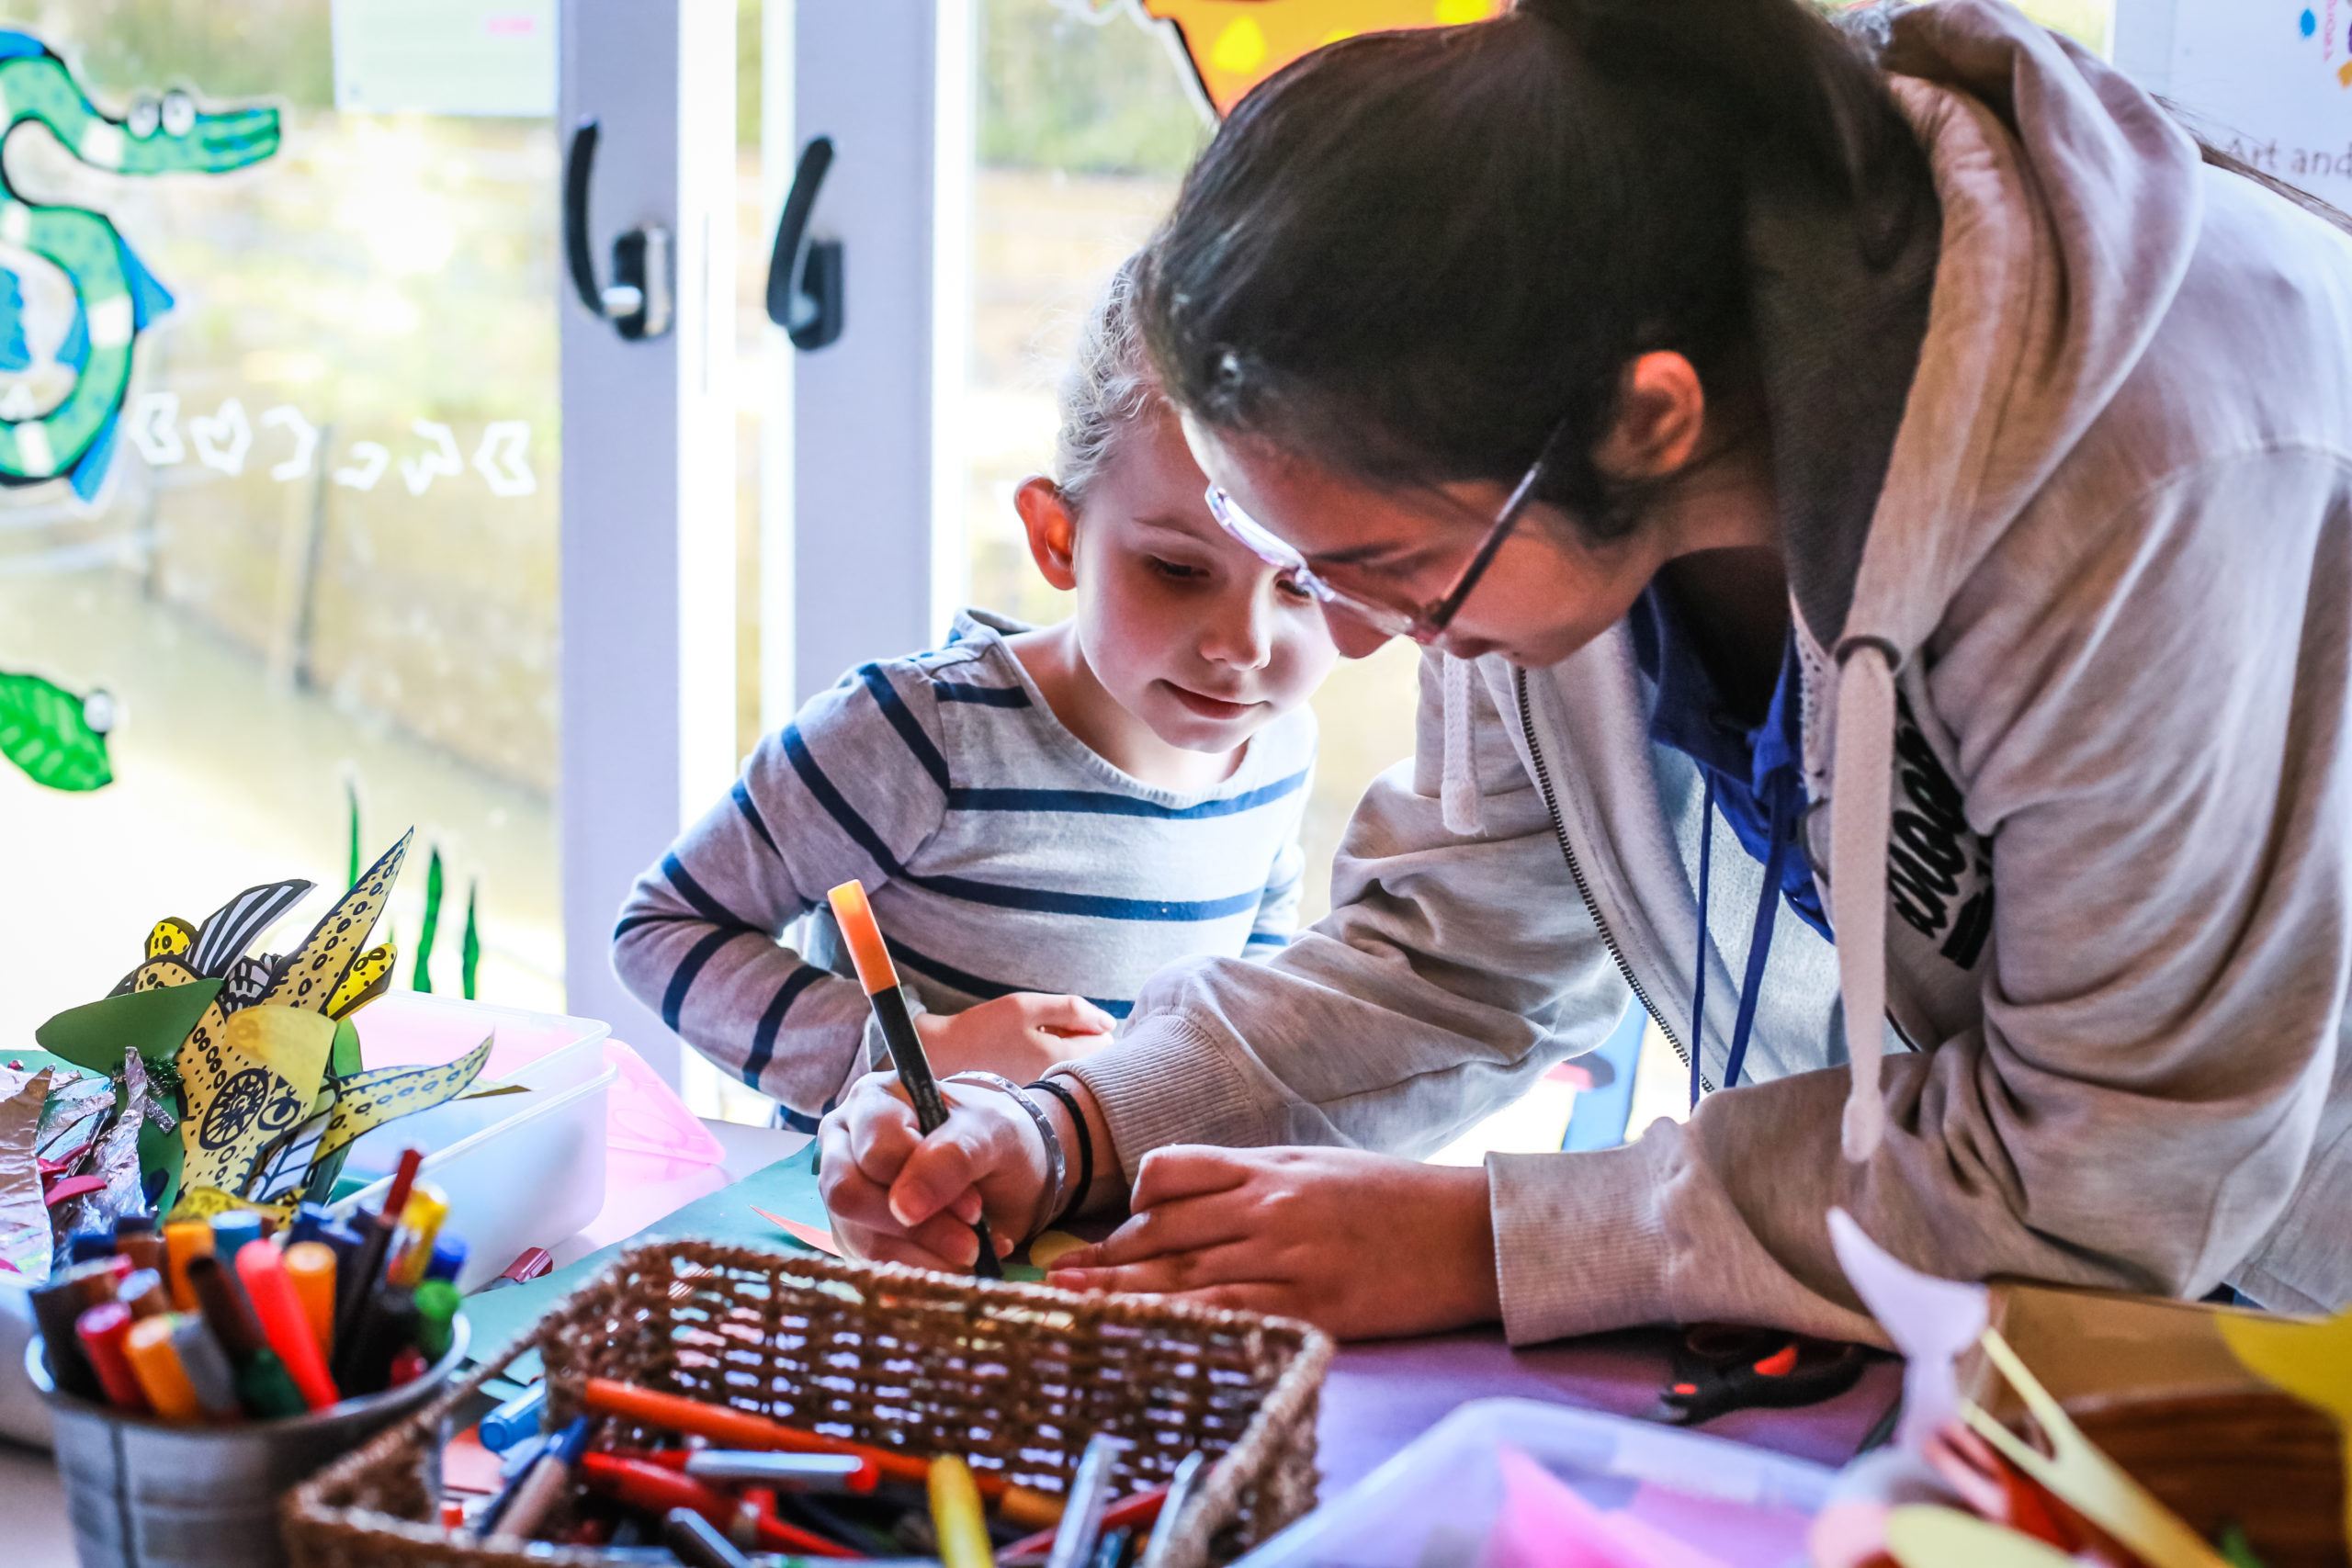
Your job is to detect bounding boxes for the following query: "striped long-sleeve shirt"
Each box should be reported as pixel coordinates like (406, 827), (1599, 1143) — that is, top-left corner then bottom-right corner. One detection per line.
(611, 610), (1316, 1128)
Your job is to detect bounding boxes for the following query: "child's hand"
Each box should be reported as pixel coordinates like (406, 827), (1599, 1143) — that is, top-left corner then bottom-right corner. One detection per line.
(913, 993), (1116, 1081)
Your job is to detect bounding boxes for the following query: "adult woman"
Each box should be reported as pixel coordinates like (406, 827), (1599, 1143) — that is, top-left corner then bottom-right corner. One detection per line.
(820, 0), (2352, 1343)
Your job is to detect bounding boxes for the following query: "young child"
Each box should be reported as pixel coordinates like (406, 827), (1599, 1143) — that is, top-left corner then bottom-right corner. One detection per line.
(613, 261), (1337, 1128)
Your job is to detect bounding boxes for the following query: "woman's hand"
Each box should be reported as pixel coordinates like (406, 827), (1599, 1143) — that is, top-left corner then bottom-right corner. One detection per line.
(1045, 1146), (1502, 1340)
(817, 1074), (1055, 1270)
(912, 992), (1116, 1082)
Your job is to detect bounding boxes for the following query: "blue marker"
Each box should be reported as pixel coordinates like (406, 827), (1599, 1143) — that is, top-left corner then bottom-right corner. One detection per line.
(424, 1236), (468, 1283)
(480, 1383), (548, 1451)
(287, 1201), (335, 1247)
(66, 1230), (116, 1263)
(209, 1211), (264, 1263)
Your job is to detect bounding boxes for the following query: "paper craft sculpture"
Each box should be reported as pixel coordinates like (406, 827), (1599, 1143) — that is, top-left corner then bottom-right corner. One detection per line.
(1106, 0), (1506, 118)
(2215, 1308), (2352, 1549)
(13, 831), (502, 1275)
(0, 33), (279, 499)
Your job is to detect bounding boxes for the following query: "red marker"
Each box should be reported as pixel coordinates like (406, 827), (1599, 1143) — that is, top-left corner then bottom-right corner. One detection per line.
(236, 1241), (340, 1410)
(74, 1302), (148, 1413)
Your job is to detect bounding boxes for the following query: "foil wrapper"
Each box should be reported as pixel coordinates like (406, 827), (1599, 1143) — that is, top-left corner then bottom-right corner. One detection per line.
(38, 1070), (115, 1168)
(52, 1048), (153, 1242)
(0, 1066), (54, 1285)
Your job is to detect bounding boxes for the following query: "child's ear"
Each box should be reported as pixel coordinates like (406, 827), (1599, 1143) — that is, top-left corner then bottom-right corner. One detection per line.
(1014, 477), (1080, 592)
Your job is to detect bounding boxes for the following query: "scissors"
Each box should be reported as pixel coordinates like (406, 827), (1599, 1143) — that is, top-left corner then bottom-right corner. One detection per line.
(1652, 1324), (1877, 1426)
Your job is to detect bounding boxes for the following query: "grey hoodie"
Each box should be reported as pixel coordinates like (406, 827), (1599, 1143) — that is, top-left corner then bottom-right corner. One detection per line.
(1065, 1), (2352, 1340)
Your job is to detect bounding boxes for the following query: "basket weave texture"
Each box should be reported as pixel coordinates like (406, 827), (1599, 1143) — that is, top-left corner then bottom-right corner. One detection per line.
(284, 1239), (1334, 1568)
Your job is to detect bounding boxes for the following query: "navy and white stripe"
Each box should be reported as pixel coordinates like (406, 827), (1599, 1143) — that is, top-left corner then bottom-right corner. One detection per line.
(612, 608), (1316, 1121)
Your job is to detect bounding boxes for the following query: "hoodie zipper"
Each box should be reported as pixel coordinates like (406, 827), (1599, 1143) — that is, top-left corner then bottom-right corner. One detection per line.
(1514, 665), (1714, 1093)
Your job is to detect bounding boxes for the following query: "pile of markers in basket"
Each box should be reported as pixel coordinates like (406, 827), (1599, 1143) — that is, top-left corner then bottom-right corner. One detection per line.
(28, 1147), (462, 1422)
(463, 1377), (1210, 1568)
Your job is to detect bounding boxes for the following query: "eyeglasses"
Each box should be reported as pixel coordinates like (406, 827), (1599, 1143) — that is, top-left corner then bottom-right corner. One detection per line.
(1203, 425), (1565, 646)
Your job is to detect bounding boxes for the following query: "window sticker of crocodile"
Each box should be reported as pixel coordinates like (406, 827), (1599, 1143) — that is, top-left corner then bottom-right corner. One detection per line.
(0, 33), (279, 501)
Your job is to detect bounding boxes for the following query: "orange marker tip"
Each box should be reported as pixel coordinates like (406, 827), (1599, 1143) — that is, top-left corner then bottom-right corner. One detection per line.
(825, 880), (899, 994)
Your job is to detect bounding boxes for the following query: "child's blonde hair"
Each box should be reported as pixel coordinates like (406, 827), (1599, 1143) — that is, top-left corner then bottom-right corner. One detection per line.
(1053, 255), (1160, 509)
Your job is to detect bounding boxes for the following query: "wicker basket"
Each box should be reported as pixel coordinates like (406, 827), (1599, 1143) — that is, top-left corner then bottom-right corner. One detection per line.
(283, 1240), (1334, 1568)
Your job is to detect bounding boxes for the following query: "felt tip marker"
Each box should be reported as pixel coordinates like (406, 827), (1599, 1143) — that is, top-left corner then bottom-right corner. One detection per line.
(123, 1314), (203, 1423)
(235, 1240), (340, 1410)
(163, 1221), (213, 1312)
(283, 1241), (338, 1359)
(931, 1454), (997, 1568)
(74, 1302), (148, 1413)
(336, 1145), (422, 1346)
(386, 1183), (448, 1290)
(826, 879), (1003, 1279)
(170, 1313), (242, 1420)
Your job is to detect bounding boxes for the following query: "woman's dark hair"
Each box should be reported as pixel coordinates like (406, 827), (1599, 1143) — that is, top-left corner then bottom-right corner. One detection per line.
(1137, 0), (1937, 541)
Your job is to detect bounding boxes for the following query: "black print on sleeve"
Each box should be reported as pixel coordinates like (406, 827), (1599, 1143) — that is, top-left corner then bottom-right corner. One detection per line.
(1887, 696), (1994, 971)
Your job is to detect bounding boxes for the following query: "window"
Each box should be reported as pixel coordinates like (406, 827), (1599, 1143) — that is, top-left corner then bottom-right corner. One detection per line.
(0, 4), (564, 1046)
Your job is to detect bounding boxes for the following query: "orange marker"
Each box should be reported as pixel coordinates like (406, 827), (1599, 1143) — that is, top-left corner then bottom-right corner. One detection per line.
(123, 1315), (203, 1423)
(283, 1242), (339, 1360)
(164, 1222), (212, 1312)
(827, 879), (1002, 1279)
(234, 1241), (340, 1411)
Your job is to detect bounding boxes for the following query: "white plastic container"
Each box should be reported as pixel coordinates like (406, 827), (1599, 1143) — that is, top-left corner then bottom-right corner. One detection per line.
(1235, 1398), (1834, 1568)
(328, 993), (615, 1293)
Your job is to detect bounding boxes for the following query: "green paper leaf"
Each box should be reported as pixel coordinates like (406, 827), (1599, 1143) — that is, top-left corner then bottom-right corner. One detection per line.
(413, 847), (443, 993)
(461, 880), (481, 1001)
(36, 980), (226, 1074)
(0, 671), (110, 791)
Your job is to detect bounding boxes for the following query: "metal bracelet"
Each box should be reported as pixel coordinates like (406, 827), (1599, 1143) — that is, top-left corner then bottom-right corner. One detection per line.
(944, 1071), (1067, 1240)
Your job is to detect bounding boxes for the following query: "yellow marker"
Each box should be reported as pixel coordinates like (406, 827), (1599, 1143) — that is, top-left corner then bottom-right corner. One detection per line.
(386, 1183), (449, 1289)
(929, 1454), (995, 1568)
(283, 1241), (339, 1359)
(2218, 1307), (2352, 1548)
(163, 1221), (213, 1313)
(123, 1314), (203, 1423)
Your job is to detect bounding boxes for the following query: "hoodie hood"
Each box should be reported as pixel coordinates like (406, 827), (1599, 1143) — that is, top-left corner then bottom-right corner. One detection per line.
(1815, 0), (2206, 1156)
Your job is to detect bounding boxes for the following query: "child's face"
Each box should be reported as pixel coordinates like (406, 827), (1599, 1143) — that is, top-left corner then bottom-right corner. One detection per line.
(1041, 410), (1336, 755)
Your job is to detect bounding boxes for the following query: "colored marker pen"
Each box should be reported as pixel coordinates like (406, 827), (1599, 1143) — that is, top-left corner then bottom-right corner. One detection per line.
(235, 1240), (340, 1410)
(826, 879), (1003, 1278)
(283, 1241), (339, 1359)
(164, 1221), (213, 1312)
(386, 1184), (449, 1290)
(123, 1315), (203, 1423)
(413, 1279), (459, 1363)
(424, 1237), (467, 1283)
(116, 1268), (169, 1320)
(74, 1303), (147, 1413)
(171, 1314), (242, 1420)
(336, 1147), (422, 1348)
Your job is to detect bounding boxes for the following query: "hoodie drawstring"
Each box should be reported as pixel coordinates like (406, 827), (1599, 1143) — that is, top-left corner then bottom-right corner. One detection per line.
(1442, 654), (1484, 837)
(1690, 761), (1804, 1110)
(1829, 640), (1898, 1160)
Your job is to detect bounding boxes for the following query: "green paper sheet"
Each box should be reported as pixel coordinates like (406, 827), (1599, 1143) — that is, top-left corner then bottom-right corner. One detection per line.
(459, 1147), (834, 1382)
(35, 980), (225, 1074)
(458, 1145), (1046, 1385)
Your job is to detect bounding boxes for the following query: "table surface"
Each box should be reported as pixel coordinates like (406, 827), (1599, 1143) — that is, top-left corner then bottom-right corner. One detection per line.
(0, 1117), (1896, 1564)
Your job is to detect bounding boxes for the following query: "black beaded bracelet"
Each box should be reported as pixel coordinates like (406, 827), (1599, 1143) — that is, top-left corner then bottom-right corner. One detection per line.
(1026, 1077), (1093, 1230)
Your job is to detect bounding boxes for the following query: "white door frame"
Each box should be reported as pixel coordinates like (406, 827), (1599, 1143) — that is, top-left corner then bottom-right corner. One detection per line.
(558, 0), (737, 1082)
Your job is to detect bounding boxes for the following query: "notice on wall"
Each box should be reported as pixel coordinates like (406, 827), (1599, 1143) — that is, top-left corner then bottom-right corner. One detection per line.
(332, 0), (556, 118)
(2171, 0), (2352, 199)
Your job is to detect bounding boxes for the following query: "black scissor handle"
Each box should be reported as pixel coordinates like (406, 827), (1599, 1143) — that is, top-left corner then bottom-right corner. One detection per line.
(766, 135), (844, 350)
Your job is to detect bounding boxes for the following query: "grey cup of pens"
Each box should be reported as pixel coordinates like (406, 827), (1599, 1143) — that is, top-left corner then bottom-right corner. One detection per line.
(26, 1315), (468, 1568)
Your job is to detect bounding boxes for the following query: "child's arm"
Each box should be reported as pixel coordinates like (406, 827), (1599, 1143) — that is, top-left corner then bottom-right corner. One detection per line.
(1244, 835), (1306, 957)
(611, 665), (950, 1126)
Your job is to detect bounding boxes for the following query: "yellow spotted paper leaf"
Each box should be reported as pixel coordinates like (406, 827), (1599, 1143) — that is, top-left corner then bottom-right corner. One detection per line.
(2218, 1308), (2352, 1547)
(263, 829), (411, 1015)
(177, 1003), (336, 1197)
(166, 1185), (293, 1228)
(326, 942), (396, 1020)
(146, 919), (197, 962)
(128, 958), (202, 992)
(310, 1032), (495, 1168)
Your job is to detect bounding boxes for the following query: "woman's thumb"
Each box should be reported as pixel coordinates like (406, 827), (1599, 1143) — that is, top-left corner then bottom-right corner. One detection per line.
(1046, 994), (1117, 1035)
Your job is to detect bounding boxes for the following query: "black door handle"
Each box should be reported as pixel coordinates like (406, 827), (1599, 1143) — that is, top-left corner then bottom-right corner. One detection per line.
(766, 135), (844, 350)
(563, 117), (672, 341)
